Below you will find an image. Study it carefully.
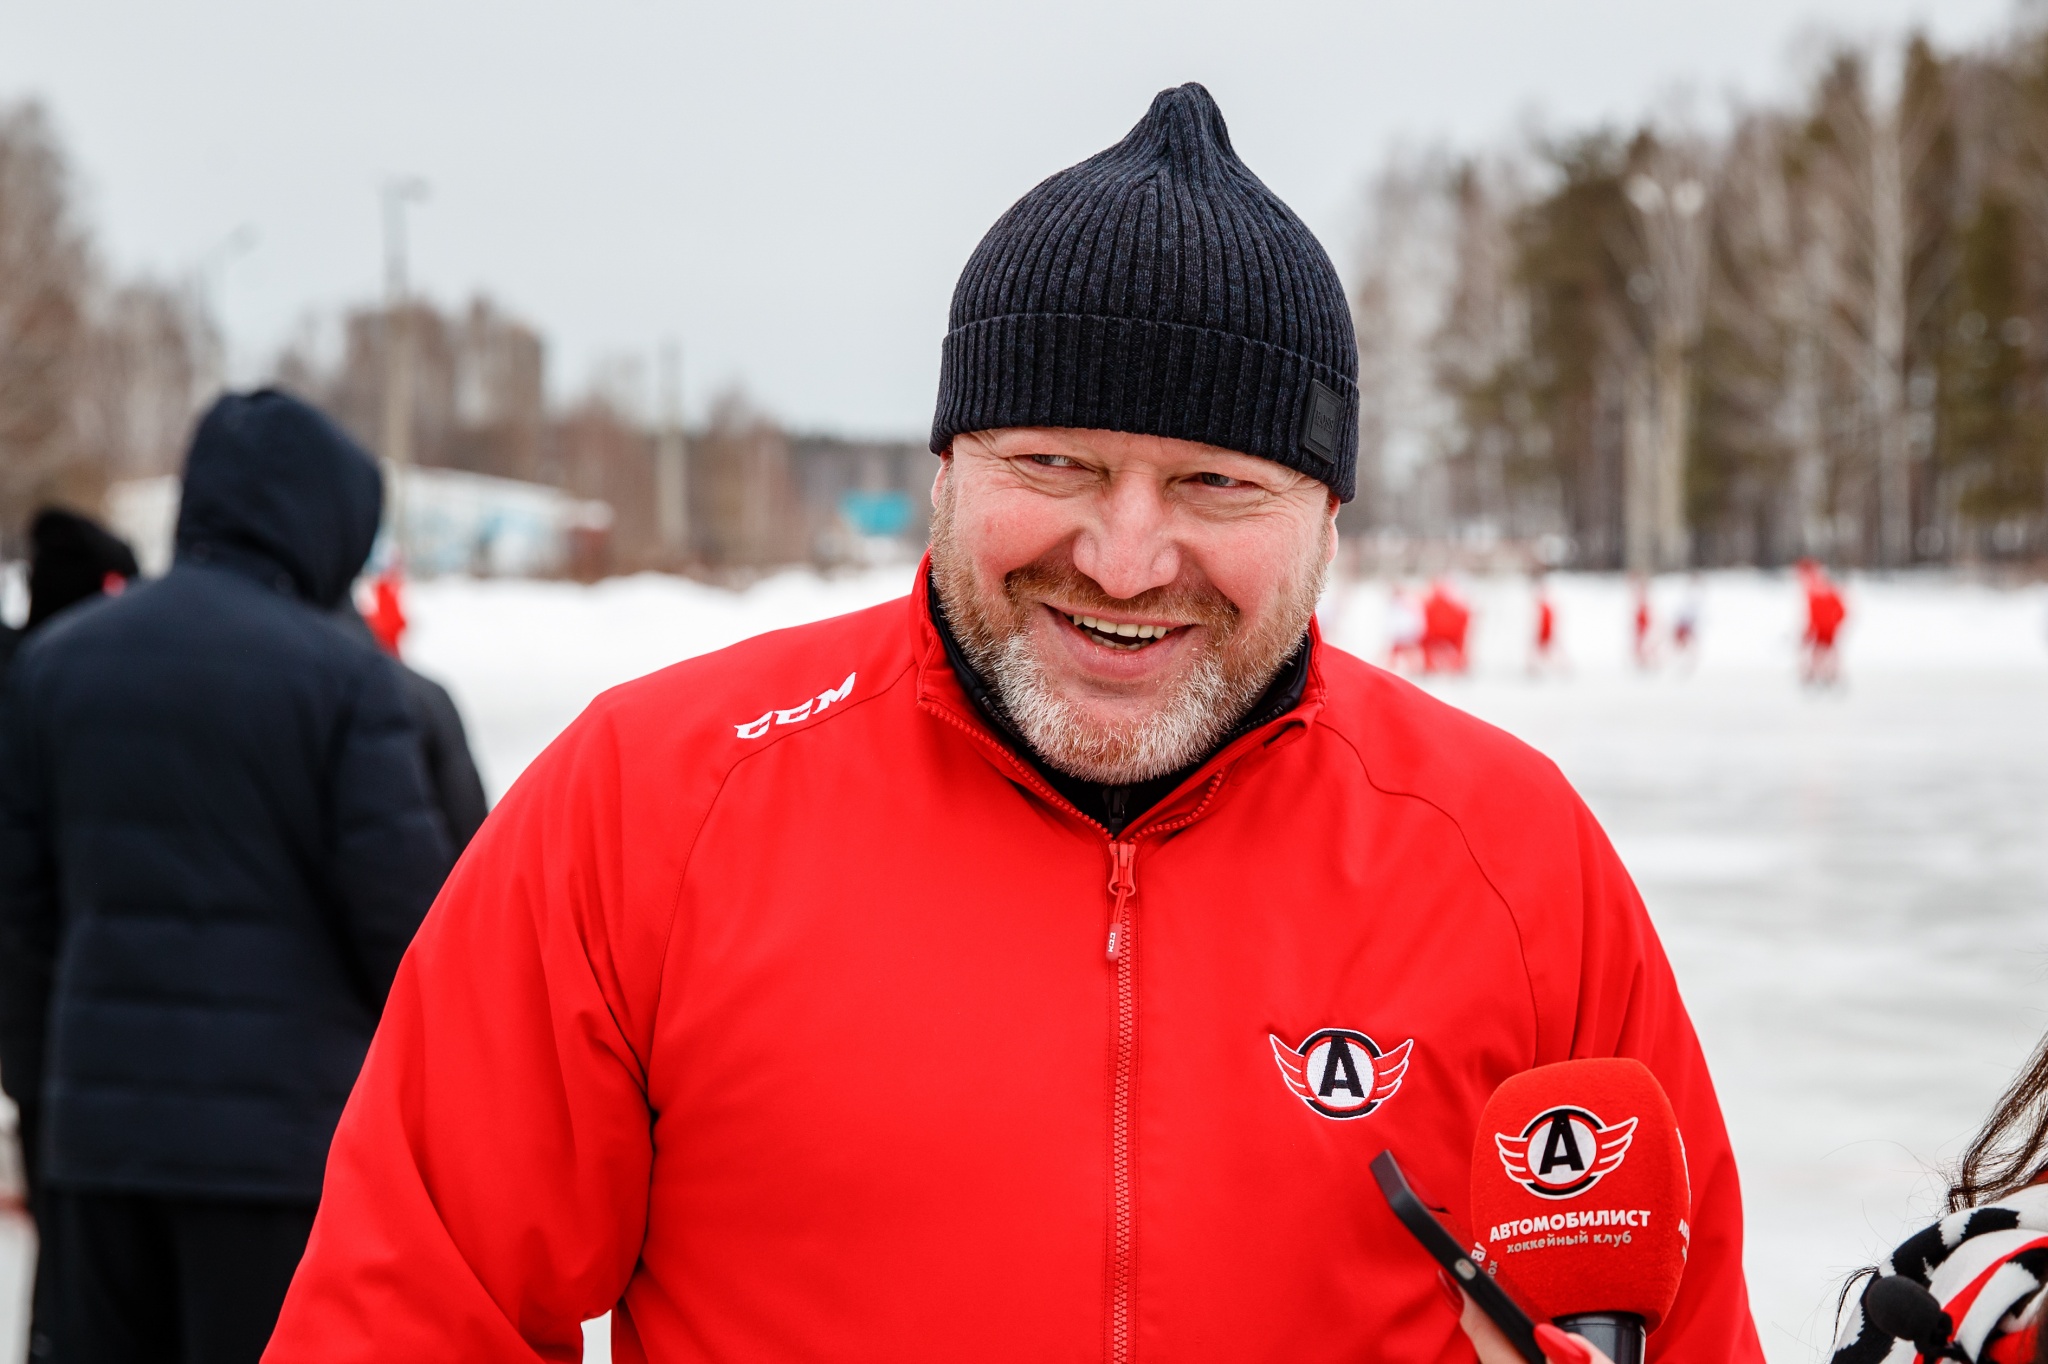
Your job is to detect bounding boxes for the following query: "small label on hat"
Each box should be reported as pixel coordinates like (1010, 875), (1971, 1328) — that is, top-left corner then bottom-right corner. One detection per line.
(1300, 380), (1343, 467)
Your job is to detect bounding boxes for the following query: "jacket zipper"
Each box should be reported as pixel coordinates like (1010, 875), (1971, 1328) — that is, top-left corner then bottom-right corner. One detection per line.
(1106, 838), (1138, 1364)
(921, 695), (1245, 1364)
(1094, 805), (1211, 1364)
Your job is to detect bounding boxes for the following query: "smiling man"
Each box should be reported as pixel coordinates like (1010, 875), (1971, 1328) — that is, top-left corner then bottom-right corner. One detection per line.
(927, 425), (1333, 833)
(267, 86), (1763, 1364)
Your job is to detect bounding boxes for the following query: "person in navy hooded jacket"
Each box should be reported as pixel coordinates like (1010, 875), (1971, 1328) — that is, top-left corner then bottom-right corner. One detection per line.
(0, 389), (452, 1364)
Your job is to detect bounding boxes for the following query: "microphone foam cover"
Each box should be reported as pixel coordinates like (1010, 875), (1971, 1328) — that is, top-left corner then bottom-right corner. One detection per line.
(1468, 1058), (1690, 1331)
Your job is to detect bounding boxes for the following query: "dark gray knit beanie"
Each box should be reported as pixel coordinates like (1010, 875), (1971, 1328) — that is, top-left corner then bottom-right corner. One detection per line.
(930, 83), (1358, 501)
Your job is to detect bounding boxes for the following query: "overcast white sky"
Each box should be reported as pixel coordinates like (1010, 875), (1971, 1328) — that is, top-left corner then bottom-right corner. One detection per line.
(0, 0), (2024, 437)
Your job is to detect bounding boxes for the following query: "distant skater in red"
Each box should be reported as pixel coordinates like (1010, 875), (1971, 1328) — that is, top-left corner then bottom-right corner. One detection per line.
(363, 571), (408, 656)
(1630, 575), (1656, 670)
(1421, 579), (1471, 674)
(1528, 573), (1562, 676)
(1798, 559), (1846, 687)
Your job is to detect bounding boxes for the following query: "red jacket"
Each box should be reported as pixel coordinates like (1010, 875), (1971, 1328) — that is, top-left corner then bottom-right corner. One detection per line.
(1806, 587), (1846, 645)
(267, 571), (1762, 1364)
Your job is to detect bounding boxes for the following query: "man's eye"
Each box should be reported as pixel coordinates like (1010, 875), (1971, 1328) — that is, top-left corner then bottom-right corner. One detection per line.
(1028, 454), (1079, 468)
(1193, 472), (1244, 488)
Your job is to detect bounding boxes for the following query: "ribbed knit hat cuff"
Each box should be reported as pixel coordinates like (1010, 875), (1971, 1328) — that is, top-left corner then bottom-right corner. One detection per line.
(931, 312), (1358, 502)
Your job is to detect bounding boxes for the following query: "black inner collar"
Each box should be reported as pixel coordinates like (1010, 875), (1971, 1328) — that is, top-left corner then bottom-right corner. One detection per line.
(928, 576), (1308, 836)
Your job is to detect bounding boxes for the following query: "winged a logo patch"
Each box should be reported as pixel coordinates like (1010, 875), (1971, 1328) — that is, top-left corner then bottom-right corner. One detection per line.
(1268, 1028), (1412, 1120)
(1495, 1106), (1637, 1199)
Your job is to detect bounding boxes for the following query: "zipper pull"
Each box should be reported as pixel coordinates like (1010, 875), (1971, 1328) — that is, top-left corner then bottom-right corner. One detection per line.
(1106, 841), (1137, 962)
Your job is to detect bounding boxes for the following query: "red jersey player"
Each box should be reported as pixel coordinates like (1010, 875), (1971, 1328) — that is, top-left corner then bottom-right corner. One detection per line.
(1630, 575), (1655, 671)
(1798, 559), (1846, 687)
(1528, 573), (1561, 676)
(1420, 579), (1471, 674)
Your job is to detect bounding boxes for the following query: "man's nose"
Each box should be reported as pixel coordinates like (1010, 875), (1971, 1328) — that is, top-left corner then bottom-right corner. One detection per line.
(1071, 473), (1180, 600)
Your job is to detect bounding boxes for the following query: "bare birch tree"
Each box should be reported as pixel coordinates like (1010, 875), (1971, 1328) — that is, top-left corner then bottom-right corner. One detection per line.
(73, 282), (214, 481)
(1691, 113), (1824, 564)
(1349, 152), (1460, 537)
(1432, 156), (1550, 540)
(1801, 42), (1957, 566)
(1622, 134), (1713, 570)
(0, 101), (96, 532)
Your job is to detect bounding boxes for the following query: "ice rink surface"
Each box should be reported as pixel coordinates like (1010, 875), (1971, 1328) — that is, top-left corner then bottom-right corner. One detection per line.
(399, 565), (2047, 1362)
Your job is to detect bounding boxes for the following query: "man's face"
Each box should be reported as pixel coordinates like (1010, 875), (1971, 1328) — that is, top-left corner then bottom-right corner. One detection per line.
(928, 427), (1337, 785)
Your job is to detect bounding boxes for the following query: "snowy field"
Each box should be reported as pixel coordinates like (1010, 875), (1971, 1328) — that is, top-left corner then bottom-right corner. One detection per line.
(6, 566), (2039, 1362)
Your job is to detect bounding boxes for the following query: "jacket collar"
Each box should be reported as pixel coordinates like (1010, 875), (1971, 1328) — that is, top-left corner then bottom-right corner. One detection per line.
(909, 554), (1328, 839)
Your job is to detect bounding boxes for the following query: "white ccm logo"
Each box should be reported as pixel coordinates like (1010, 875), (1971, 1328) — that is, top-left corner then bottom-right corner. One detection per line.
(735, 672), (856, 739)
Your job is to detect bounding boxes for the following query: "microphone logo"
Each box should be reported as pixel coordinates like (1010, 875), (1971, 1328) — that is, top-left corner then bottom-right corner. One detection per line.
(1494, 1106), (1637, 1199)
(1267, 1028), (1413, 1120)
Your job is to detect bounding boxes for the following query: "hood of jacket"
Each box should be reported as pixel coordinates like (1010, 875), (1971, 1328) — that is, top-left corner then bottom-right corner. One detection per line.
(174, 389), (383, 608)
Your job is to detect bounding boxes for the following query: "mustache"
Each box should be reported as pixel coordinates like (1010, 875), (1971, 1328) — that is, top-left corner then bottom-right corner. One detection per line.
(1005, 558), (1240, 631)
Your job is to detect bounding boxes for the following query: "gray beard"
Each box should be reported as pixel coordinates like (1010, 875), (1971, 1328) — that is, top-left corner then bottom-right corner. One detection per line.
(930, 511), (1327, 785)
(968, 614), (1280, 784)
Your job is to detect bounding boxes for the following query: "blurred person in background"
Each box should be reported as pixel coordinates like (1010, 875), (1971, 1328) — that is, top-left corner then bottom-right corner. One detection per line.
(0, 510), (141, 679)
(0, 389), (452, 1364)
(1631, 575), (1656, 671)
(1420, 577), (1471, 674)
(1830, 1031), (2048, 1364)
(336, 597), (489, 853)
(344, 563), (487, 850)
(1670, 573), (1702, 673)
(268, 85), (1759, 1364)
(1800, 559), (1847, 688)
(360, 571), (405, 656)
(0, 508), (141, 1358)
(0, 510), (140, 1208)
(1528, 570), (1562, 677)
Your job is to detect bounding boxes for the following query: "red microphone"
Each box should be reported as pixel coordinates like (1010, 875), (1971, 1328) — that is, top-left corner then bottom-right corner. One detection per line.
(1468, 1058), (1690, 1364)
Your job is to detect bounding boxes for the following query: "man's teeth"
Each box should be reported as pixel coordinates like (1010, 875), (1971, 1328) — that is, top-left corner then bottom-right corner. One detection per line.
(1067, 613), (1175, 641)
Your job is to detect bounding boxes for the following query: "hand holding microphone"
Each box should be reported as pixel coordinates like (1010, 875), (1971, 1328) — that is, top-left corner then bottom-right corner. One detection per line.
(1376, 1057), (1691, 1364)
(1456, 1296), (1617, 1364)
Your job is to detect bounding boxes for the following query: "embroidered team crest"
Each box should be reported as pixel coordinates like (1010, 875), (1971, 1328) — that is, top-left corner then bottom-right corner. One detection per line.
(1268, 1029), (1412, 1120)
(1495, 1107), (1637, 1199)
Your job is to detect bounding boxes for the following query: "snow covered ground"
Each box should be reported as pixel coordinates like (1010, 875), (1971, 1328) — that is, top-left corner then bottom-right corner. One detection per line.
(8, 565), (2038, 1362)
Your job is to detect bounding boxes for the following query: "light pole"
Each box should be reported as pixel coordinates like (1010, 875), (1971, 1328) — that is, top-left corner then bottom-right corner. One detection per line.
(381, 177), (429, 569)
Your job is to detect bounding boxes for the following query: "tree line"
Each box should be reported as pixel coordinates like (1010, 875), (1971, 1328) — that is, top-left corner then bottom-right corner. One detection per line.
(0, 103), (216, 546)
(1350, 22), (2048, 571)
